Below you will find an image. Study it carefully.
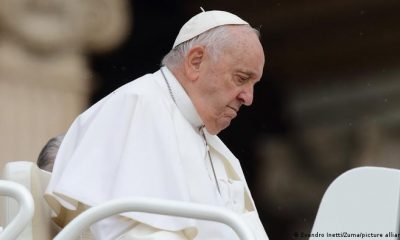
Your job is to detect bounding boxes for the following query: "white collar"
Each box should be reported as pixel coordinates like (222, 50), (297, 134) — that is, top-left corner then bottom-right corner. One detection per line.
(161, 66), (204, 129)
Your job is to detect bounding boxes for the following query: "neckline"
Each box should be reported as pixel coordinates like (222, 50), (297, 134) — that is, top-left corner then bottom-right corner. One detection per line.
(160, 66), (204, 129)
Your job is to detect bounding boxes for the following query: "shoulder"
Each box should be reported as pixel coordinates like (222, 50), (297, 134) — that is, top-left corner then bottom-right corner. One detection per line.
(78, 70), (172, 123)
(111, 72), (161, 98)
(89, 70), (169, 110)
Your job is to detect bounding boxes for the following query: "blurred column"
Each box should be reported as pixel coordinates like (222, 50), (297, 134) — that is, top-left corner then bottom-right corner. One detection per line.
(0, 0), (130, 170)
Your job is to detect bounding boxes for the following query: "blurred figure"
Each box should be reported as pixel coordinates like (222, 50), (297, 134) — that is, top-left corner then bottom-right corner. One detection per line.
(37, 134), (65, 172)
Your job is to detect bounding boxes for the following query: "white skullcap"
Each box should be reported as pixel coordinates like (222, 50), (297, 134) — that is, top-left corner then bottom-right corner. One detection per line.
(172, 10), (249, 49)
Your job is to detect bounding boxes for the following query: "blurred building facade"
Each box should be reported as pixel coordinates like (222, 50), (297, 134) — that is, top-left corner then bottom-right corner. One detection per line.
(0, 0), (130, 170)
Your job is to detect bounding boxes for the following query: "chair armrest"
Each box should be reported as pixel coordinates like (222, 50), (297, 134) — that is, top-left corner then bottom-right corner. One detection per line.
(0, 180), (34, 240)
(54, 197), (255, 240)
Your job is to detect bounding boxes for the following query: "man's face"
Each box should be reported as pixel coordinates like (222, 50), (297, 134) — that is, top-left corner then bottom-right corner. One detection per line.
(193, 27), (265, 134)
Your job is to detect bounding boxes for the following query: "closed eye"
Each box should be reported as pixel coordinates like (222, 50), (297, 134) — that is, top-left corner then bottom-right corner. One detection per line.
(235, 74), (251, 85)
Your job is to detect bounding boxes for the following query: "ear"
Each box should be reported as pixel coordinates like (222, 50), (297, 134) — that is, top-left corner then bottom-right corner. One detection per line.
(184, 45), (205, 81)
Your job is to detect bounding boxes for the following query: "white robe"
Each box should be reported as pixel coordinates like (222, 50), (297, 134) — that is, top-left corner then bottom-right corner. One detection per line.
(45, 67), (268, 239)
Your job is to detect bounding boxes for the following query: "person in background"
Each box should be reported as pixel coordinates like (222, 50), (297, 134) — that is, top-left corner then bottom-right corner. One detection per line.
(37, 134), (65, 172)
(46, 9), (268, 240)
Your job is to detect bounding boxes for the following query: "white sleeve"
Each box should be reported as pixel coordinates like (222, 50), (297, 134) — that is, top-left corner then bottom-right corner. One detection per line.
(116, 221), (191, 240)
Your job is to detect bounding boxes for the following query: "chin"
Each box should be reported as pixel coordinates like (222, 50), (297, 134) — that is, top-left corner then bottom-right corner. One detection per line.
(205, 127), (220, 135)
(204, 118), (232, 135)
(211, 124), (231, 135)
(204, 124), (221, 135)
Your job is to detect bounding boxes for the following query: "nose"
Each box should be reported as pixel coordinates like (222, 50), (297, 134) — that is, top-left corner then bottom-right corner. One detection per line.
(237, 85), (254, 106)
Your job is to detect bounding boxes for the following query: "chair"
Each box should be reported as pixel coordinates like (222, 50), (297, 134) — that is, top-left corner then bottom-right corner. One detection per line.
(0, 161), (59, 240)
(54, 197), (255, 240)
(1, 161), (255, 240)
(310, 166), (400, 240)
(0, 180), (34, 240)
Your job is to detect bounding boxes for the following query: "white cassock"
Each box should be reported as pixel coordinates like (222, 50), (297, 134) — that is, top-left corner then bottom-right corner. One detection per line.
(45, 67), (269, 240)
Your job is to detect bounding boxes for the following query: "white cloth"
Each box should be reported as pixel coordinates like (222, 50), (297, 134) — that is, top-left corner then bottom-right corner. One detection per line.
(117, 222), (190, 240)
(45, 67), (268, 239)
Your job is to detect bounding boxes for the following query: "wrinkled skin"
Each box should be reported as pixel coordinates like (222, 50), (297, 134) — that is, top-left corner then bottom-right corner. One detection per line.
(189, 26), (265, 134)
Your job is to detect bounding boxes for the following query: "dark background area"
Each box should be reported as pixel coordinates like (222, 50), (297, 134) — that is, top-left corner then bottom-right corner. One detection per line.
(89, 1), (400, 239)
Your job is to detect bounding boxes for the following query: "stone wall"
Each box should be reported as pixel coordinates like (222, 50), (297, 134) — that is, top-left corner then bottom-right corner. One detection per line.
(0, 0), (130, 170)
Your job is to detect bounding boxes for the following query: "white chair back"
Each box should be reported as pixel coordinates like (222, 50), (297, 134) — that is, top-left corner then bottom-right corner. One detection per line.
(311, 167), (400, 240)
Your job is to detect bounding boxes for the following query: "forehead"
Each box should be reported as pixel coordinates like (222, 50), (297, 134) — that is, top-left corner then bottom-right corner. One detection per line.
(221, 28), (265, 78)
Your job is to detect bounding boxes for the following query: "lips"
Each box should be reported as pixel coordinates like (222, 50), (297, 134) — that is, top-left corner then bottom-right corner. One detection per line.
(227, 105), (239, 118)
(227, 105), (239, 113)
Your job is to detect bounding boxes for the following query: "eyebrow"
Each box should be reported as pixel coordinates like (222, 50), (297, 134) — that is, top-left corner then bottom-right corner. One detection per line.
(237, 70), (261, 81)
(237, 70), (254, 77)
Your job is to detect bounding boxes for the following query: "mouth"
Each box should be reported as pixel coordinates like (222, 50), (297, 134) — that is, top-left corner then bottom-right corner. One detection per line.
(227, 105), (239, 113)
(226, 106), (239, 119)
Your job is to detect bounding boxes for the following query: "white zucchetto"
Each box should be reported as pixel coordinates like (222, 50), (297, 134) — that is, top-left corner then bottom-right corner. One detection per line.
(172, 10), (249, 49)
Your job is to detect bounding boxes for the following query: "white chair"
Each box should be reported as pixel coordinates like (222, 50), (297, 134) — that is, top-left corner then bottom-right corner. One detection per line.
(0, 161), (59, 240)
(0, 180), (34, 240)
(1, 161), (255, 240)
(55, 197), (255, 240)
(310, 166), (400, 240)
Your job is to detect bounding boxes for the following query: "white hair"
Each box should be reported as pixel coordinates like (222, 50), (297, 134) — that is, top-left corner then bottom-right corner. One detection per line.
(161, 25), (260, 69)
(37, 134), (65, 172)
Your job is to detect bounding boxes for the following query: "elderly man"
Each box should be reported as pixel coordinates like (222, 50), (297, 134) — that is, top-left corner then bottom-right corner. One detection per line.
(46, 10), (267, 240)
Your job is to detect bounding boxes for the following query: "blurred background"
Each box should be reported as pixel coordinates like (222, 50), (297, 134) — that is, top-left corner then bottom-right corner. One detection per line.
(1, 0), (400, 239)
